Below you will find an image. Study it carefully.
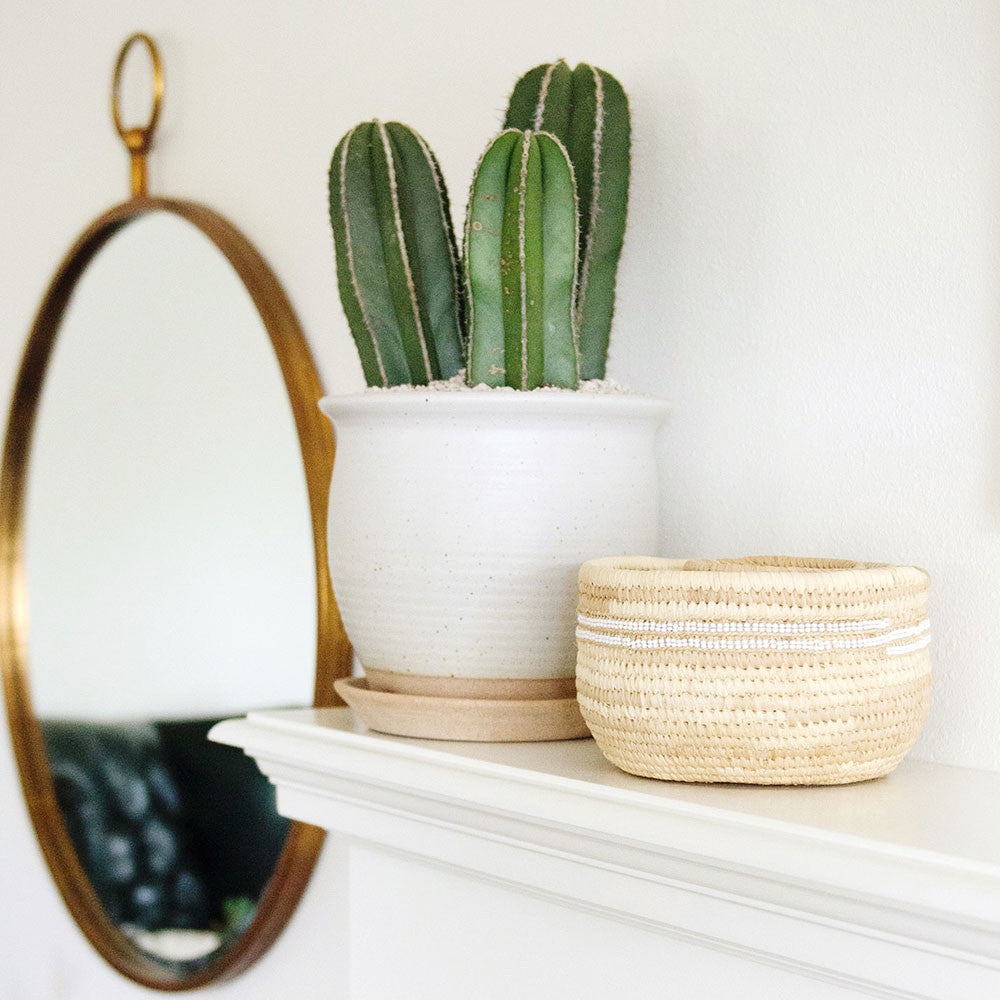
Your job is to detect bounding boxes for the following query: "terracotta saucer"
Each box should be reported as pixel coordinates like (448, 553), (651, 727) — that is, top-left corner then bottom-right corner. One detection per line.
(333, 676), (591, 743)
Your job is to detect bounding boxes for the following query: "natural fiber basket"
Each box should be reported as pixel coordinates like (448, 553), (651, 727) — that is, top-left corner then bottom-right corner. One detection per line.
(576, 556), (931, 785)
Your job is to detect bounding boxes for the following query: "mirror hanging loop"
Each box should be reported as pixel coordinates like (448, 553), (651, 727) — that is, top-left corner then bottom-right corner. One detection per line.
(111, 32), (164, 197)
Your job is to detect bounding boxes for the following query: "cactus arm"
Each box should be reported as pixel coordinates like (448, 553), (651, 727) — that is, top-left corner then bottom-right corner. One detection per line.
(329, 124), (411, 387)
(504, 61), (631, 380)
(462, 159), (474, 376)
(465, 129), (520, 386)
(501, 132), (544, 390)
(386, 122), (465, 379)
(504, 61), (572, 139)
(370, 120), (439, 384)
(569, 65), (630, 379)
(536, 132), (580, 388)
(466, 129), (580, 390)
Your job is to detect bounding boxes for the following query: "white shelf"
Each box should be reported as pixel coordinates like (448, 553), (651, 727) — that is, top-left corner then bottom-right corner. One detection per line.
(212, 708), (1000, 1000)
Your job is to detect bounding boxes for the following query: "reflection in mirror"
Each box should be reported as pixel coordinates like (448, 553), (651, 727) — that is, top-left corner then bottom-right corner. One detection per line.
(24, 213), (316, 972)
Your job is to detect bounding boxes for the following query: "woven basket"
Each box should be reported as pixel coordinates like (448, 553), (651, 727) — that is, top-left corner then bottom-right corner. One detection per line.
(576, 556), (931, 785)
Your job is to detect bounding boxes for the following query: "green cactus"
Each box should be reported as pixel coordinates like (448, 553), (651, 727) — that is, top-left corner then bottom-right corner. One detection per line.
(505, 61), (630, 380)
(329, 120), (465, 387)
(464, 129), (579, 390)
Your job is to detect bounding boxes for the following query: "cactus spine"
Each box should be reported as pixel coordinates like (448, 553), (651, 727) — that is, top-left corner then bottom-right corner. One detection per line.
(464, 129), (579, 390)
(505, 61), (630, 380)
(329, 120), (465, 387)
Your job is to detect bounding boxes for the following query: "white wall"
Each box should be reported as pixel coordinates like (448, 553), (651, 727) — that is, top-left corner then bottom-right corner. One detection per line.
(2, 0), (999, 995)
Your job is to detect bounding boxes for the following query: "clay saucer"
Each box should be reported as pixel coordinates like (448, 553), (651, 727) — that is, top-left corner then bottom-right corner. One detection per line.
(334, 676), (591, 743)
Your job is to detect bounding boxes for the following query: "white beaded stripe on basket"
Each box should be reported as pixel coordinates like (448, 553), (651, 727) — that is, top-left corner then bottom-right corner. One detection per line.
(576, 613), (892, 635)
(575, 618), (930, 655)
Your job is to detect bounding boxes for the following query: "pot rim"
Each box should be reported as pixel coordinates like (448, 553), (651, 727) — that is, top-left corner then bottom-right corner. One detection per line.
(318, 390), (669, 422)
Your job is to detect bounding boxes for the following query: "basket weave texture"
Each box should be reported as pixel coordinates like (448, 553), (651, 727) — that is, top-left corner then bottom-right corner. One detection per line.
(576, 556), (931, 785)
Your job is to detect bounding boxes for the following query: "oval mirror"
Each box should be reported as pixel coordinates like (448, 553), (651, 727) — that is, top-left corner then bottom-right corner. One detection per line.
(0, 36), (351, 991)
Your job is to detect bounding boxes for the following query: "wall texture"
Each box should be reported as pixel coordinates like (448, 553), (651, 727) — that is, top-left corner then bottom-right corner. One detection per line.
(2, 0), (999, 996)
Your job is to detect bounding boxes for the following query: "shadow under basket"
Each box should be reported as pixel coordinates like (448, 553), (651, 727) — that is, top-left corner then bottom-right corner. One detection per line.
(575, 556), (932, 785)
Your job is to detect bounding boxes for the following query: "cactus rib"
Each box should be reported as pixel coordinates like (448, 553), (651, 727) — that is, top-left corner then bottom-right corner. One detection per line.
(575, 65), (603, 340)
(410, 129), (466, 358)
(465, 129), (519, 386)
(335, 126), (388, 387)
(510, 130), (539, 389)
(532, 62), (558, 130)
(371, 121), (436, 382)
(537, 132), (580, 387)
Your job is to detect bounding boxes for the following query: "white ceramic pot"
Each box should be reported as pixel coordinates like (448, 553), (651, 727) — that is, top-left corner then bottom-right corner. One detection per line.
(319, 392), (667, 698)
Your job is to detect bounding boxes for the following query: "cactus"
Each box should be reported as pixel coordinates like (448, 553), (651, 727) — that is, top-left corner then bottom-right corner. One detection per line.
(505, 61), (630, 380)
(329, 120), (465, 387)
(464, 129), (579, 390)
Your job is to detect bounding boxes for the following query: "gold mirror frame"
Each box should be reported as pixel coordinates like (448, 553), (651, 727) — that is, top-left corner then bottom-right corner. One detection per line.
(0, 36), (352, 992)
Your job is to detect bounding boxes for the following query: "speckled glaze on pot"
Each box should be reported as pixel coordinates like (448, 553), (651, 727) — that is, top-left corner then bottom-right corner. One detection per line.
(319, 392), (667, 692)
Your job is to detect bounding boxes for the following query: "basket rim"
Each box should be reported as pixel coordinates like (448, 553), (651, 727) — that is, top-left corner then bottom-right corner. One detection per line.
(579, 556), (929, 592)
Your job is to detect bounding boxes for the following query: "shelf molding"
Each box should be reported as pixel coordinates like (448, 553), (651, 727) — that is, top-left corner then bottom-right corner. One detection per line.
(212, 708), (1000, 1000)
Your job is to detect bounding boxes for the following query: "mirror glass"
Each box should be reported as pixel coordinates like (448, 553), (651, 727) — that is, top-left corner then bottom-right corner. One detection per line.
(23, 213), (316, 971)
